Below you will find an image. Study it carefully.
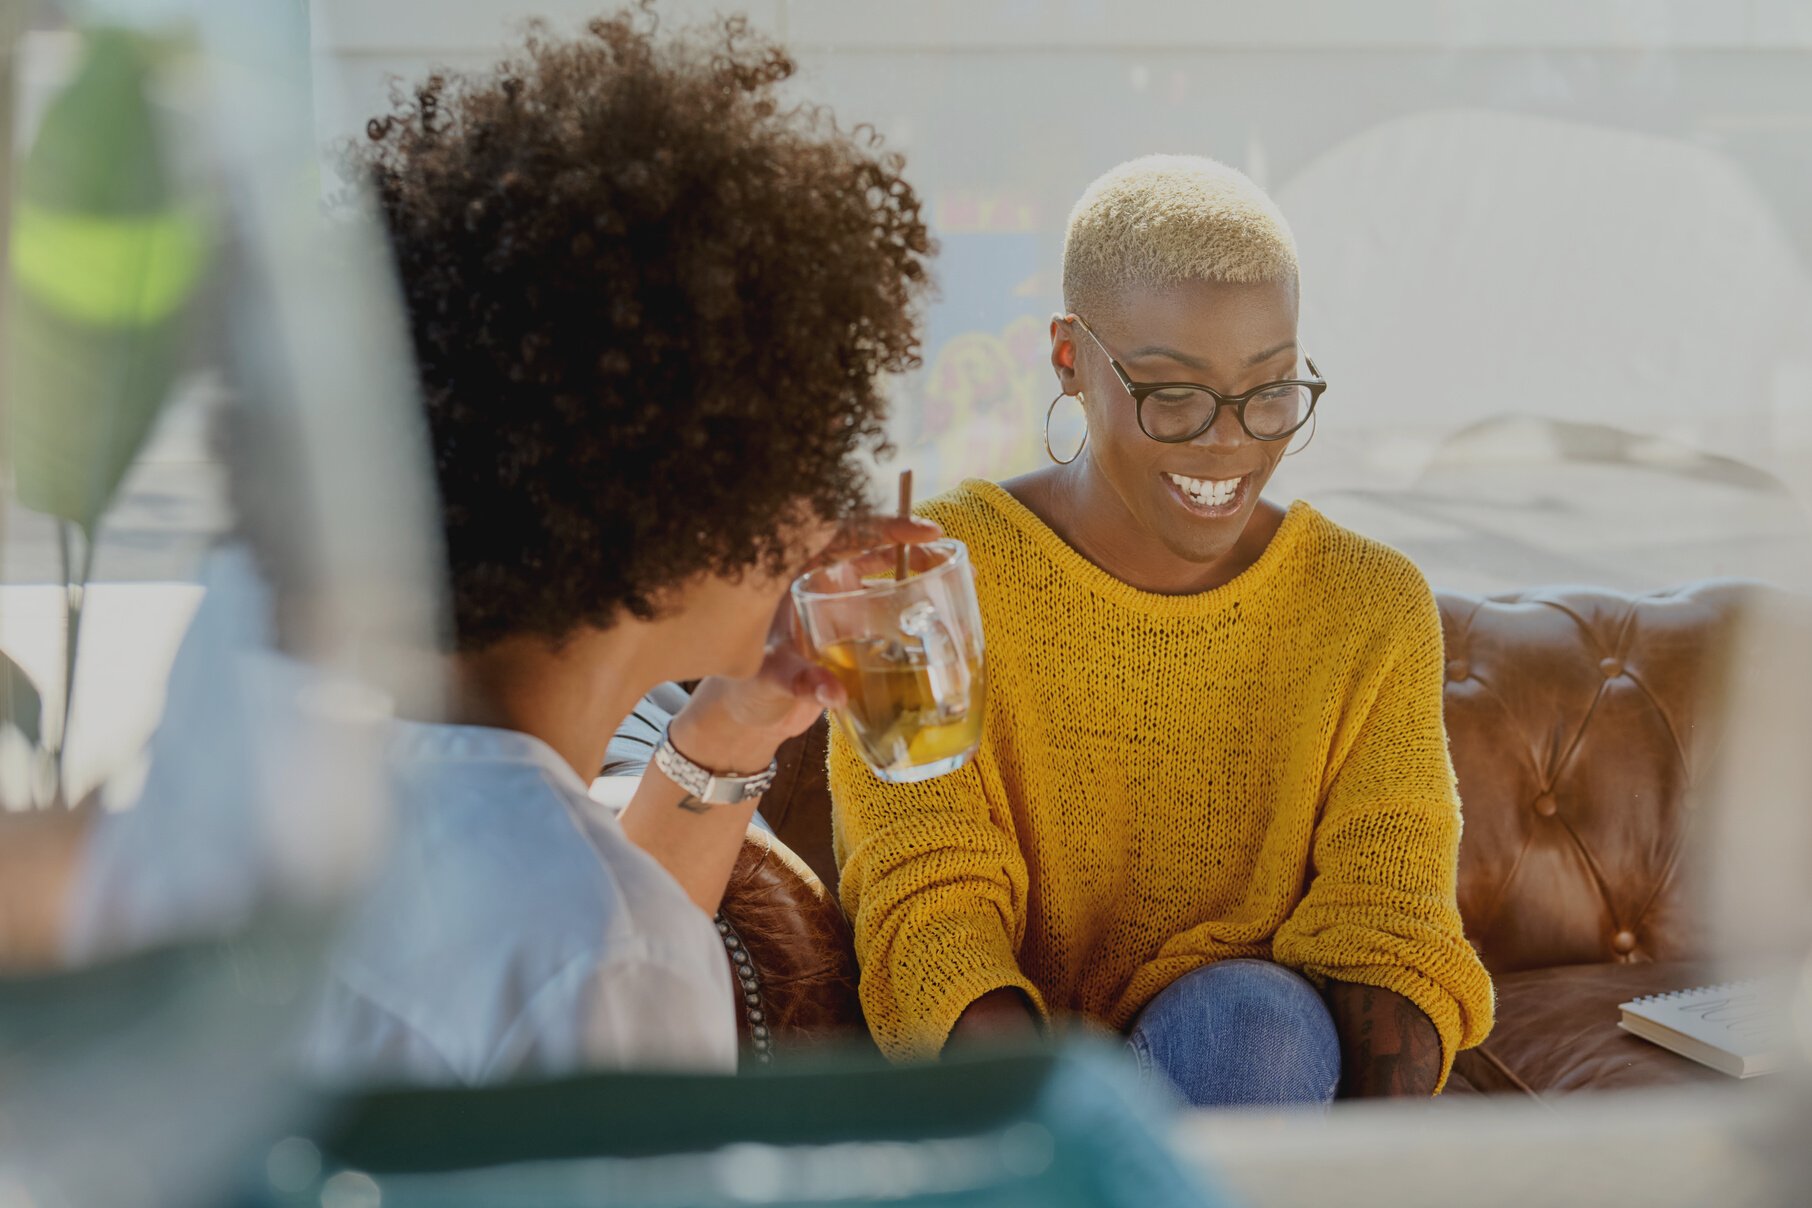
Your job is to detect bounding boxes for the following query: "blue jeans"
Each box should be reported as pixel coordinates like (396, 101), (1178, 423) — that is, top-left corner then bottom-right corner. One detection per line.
(1127, 959), (1341, 1109)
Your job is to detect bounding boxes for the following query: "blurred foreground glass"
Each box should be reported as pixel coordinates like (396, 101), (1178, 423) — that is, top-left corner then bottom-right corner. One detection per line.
(1, 3), (443, 1207)
(793, 539), (986, 783)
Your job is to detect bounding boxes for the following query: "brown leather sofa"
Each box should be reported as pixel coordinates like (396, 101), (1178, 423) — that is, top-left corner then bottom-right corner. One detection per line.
(715, 581), (1773, 1099)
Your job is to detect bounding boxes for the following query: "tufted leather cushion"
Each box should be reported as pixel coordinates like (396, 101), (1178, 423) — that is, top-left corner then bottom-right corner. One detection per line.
(714, 825), (867, 1067)
(756, 714), (839, 892)
(1440, 583), (1757, 974)
(1452, 960), (1728, 1096)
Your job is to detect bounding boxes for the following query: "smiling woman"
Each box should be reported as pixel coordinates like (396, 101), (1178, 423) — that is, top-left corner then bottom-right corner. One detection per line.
(828, 155), (1494, 1108)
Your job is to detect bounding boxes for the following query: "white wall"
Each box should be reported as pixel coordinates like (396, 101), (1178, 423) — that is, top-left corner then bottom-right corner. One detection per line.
(309, 1), (1812, 53)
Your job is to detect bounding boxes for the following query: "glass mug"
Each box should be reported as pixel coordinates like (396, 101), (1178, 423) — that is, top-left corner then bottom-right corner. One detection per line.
(791, 539), (987, 783)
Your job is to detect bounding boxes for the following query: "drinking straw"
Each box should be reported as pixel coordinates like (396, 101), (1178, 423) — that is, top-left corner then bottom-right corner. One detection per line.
(895, 469), (913, 581)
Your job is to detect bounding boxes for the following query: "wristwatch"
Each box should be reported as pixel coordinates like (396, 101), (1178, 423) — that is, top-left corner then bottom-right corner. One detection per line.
(653, 724), (779, 805)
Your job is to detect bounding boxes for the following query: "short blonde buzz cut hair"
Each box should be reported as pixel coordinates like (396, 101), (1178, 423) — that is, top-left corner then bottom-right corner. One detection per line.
(1061, 153), (1299, 317)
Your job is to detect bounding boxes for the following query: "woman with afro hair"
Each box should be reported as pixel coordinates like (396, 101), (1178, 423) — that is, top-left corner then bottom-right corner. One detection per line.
(304, 6), (935, 1084)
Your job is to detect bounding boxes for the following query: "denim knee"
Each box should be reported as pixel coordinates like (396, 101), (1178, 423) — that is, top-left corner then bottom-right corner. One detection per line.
(1127, 959), (1341, 1109)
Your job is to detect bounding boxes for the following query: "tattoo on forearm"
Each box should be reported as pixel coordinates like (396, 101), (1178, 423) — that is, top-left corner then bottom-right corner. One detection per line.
(1331, 982), (1441, 1098)
(674, 795), (713, 815)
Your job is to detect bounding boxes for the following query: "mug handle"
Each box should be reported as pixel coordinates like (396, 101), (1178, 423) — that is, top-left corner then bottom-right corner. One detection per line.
(898, 601), (972, 718)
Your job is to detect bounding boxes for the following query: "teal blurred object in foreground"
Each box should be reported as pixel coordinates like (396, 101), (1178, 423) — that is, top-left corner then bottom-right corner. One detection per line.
(6, 936), (1222, 1206)
(0, 922), (336, 1208)
(250, 1041), (1222, 1208)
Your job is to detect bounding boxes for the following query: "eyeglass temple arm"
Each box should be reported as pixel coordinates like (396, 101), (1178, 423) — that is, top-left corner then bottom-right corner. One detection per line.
(1067, 313), (1138, 391)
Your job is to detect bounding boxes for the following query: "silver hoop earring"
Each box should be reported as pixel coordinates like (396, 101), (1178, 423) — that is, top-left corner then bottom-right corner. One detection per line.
(1044, 390), (1088, 465)
(1283, 410), (1318, 458)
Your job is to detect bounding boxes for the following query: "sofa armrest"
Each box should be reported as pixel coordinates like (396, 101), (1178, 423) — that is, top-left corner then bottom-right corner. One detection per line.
(715, 825), (867, 1065)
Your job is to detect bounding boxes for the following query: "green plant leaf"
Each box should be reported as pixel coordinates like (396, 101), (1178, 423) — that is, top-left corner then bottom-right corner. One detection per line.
(3, 28), (206, 532)
(0, 650), (43, 747)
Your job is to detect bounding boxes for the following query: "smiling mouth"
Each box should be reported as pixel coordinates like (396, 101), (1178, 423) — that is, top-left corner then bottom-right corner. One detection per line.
(1164, 471), (1249, 515)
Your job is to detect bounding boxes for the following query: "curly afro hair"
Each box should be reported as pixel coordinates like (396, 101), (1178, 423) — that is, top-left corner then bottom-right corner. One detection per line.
(349, 6), (932, 651)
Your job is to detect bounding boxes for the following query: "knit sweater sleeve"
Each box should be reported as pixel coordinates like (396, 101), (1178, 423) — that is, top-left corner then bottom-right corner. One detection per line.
(1271, 572), (1495, 1091)
(829, 727), (1045, 1062)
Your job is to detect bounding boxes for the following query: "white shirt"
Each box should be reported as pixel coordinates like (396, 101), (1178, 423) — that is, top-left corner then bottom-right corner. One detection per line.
(302, 720), (738, 1085)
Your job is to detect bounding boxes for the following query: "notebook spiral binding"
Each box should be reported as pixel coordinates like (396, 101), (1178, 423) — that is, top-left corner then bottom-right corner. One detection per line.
(1628, 979), (1760, 1007)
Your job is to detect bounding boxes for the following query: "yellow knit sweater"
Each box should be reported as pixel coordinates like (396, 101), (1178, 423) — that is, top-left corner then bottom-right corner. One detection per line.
(830, 479), (1494, 1087)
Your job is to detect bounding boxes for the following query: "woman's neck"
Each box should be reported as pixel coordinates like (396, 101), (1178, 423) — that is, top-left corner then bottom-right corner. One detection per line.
(1005, 460), (1285, 596)
(447, 628), (658, 782)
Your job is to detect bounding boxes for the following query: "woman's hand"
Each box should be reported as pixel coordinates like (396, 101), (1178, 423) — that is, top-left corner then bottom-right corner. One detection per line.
(668, 514), (942, 775)
(948, 987), (1042, 1048)
(622, 513), (939, 916)
(0, 806), (93, 970)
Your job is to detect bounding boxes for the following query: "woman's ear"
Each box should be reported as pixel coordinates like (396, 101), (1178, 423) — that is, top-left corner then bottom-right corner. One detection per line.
(1049, 313), (1082, 392)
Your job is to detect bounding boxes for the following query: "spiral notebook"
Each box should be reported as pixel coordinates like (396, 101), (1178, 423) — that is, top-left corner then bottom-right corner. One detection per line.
(1617, 980), (1789, 1078)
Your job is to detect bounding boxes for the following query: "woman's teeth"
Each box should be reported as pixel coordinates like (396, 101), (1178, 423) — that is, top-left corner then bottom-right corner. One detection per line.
(1166, 472), (1242, 509)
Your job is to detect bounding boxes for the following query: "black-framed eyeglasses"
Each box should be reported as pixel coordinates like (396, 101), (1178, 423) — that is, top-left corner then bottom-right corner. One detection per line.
(1072, 313), (1326, 444)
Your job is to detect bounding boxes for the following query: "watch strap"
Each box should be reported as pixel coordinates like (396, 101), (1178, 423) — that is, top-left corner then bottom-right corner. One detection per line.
(653, 726), (779, 805)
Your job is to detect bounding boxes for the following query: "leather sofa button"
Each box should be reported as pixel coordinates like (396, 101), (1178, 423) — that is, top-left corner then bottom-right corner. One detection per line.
(1446, 659), (1470, 682)
(1533, 792), (1559, 817)
(1599, 656), (1623, 678)
(1612, 929), (1638, 955)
